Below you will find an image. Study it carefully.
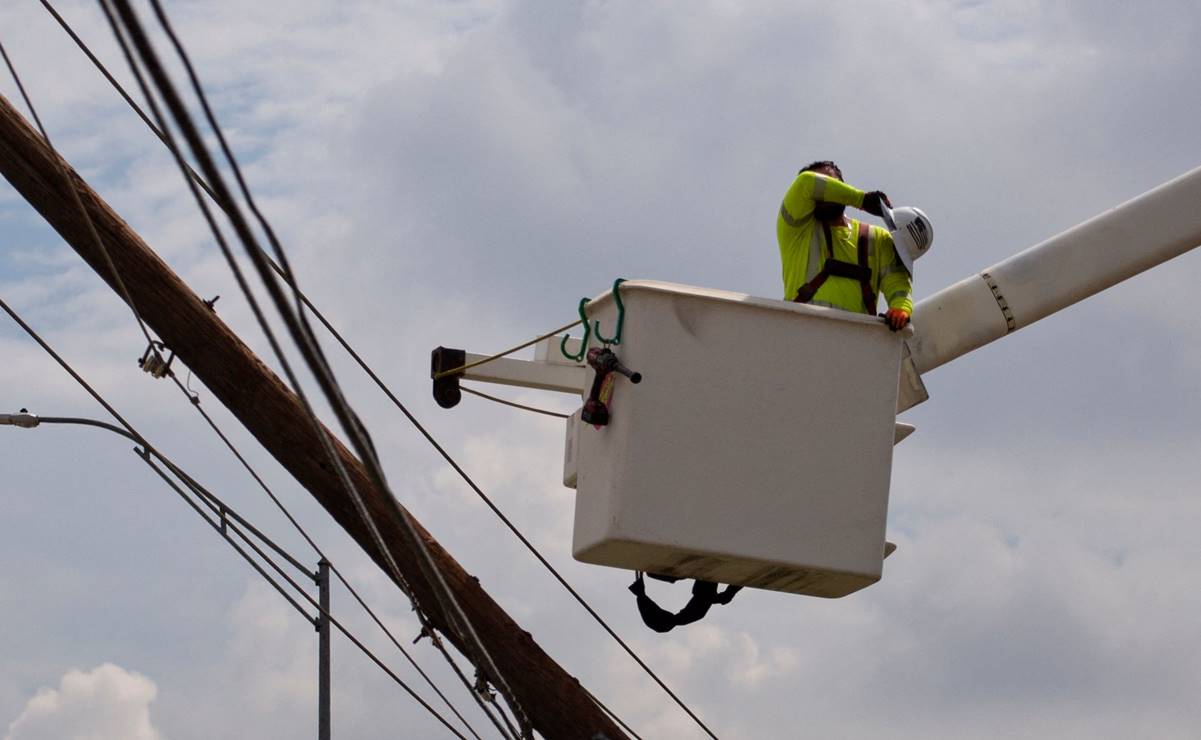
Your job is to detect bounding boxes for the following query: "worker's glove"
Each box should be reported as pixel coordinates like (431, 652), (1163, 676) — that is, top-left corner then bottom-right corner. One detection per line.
(861, 191), (892, 218)
(885, 307), (911, 331)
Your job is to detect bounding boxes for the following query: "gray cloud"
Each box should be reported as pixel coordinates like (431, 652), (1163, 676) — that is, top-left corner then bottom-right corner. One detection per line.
(2, 0), (1201, 738)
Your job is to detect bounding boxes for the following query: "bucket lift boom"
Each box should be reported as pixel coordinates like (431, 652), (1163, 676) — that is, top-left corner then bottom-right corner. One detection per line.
(909, 166), (1201, 380)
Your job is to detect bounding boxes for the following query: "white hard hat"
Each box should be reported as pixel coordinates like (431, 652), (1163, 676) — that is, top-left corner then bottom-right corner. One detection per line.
(880, 205), (933, 276)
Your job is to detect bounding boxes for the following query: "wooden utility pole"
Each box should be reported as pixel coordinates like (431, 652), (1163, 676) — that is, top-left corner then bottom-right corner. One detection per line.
(0, 92), (626, 739)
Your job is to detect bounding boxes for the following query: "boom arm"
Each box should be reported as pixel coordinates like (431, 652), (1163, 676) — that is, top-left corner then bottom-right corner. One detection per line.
(909, 166), (1201, 376)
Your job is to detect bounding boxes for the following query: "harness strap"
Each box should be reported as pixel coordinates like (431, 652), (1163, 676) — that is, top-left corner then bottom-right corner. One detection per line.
(857, 221), (877, 315)
(793, 220), (877, 315)
(793, 222), (835, 304)
(628, 573), (743, 633)
(824, 259), (871, 282)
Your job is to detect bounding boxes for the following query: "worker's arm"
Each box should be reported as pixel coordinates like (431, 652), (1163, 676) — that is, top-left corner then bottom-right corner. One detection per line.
(781, 171), (865, 219)
(877, 230), (914, 314)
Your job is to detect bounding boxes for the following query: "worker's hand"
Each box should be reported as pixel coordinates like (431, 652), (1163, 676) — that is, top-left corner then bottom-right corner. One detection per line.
(862, 191), (892, 217)
(885, 307), (910, 331)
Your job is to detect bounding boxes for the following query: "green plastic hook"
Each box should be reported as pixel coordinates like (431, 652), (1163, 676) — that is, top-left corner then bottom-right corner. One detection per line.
(593, 278), (627, 345)
(560, 297), (592, 362)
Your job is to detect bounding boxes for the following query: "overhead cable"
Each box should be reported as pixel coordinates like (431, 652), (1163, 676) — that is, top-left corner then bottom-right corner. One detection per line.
(43, 3), (697, 735)
(96, 2), (525, 735)
(0, 36), (160, 357)
(36, 416), (318, 614)
(37, 0), (221, 204)
(135, 4), (527, 734)
(138, 451), (319, 623)
(136, 454), (472, 740)
(0, 298), (467, 738)
(587, 690), (646, 740)
(6, 12), (484, 733)
(167, 376), (485, 740)
(4, 16), (488, 735)
(135, 455), (468, 740)
(46, 0), (508, 732)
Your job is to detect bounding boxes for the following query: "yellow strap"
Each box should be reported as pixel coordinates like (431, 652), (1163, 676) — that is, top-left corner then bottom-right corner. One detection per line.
(432, 319), (584, 380)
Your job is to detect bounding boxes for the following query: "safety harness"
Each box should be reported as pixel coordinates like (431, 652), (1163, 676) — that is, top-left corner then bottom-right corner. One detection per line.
(628, 572), (742, 633)
(793, 221), (877, 315)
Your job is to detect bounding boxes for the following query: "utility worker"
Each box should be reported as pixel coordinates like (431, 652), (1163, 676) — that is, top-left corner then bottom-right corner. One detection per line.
(777, 161), (913, 330)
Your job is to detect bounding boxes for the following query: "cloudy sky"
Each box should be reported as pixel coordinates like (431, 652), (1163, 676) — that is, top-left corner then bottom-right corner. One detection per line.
(2, 0), (1201, 738)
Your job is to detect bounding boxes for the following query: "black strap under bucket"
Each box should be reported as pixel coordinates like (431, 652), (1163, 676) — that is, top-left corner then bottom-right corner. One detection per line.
(628, 572), (742, 633)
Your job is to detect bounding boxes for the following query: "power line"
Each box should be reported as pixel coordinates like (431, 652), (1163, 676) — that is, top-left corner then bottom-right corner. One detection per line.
(40, 416), (479, 740)
(166, 375), (486, 740)
(0, 23), (492, 709)
(4, 14), (491, 734)
(17, 3), (510, 733)
(36, 0), (221, 204)
(136, 449), (320, 624)
(35, 4), (706, 736)
(135, 453), (473, 740)
(0, 35), (160, 358)
(0, 297), (469, 738)
(36, 415), (318, 615)
(96, 2), (525, 735)
(588, 690), (645, 740)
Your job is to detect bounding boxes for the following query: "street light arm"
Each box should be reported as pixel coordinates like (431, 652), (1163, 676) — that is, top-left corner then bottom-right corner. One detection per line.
(37, 415), (142, 443)
(2, 412), (146, 444)
(2, 410), (318, 580)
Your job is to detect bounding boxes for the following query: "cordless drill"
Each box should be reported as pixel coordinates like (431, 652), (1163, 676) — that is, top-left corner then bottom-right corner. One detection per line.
(581, 347), (642, 426)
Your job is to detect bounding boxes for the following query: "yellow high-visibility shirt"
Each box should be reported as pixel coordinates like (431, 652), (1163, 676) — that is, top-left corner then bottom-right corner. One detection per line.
(776, 171), (914, 314)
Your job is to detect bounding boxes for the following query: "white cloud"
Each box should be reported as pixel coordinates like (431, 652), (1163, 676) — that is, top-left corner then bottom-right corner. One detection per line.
(4, 664), (164, 740)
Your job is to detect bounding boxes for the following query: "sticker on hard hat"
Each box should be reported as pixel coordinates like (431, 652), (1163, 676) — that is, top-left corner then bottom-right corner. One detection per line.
(906, 218), (929, 247)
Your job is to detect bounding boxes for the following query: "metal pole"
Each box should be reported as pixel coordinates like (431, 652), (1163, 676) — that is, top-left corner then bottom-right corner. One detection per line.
(318, 558), (331, 740)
